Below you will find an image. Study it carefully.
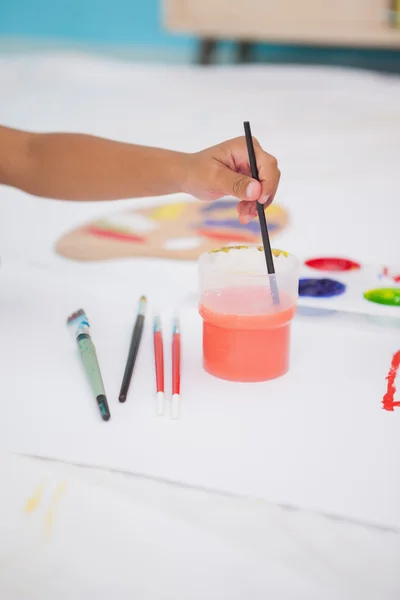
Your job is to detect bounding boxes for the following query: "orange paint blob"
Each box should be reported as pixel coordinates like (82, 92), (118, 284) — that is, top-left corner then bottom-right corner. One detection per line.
(199, 286), (296, 382)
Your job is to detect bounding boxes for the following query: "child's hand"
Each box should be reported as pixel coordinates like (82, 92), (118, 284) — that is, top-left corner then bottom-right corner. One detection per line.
(183, 137), (280, 223)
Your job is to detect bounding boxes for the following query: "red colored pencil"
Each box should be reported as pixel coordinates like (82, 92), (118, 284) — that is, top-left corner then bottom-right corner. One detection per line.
(153, 316), (165, 415)
(171, 316), (181, 419)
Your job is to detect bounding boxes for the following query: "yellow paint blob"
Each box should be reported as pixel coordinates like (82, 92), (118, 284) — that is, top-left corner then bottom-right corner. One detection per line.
(210, 246), (289, 257)
(210, 245), (249, 254)
(151, 203), (186, 221)
(271, 248), (289, 258)
(24, 483), (45, 514)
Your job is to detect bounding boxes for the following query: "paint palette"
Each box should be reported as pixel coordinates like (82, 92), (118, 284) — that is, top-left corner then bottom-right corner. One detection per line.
(297, 257), (400, 320)
(55, 197), (289, 262)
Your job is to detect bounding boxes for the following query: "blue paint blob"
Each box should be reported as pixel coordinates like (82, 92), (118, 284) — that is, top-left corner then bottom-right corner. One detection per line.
(202, 200), (237, 213)
(201, 219), (278, 233)
(299, 278), (346, 298)
(203, 218), (259, 233)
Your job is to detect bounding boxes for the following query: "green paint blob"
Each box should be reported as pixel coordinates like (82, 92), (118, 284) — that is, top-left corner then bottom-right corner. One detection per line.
(363, 288), (400, 307)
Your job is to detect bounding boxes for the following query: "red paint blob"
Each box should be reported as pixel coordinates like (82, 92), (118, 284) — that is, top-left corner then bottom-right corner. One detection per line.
(382, 350), (400, 412)
(305, 257), (361, 272)
(87, 226), (145, 243)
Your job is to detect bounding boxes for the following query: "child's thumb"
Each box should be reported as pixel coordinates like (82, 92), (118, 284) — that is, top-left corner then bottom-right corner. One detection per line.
(219, 169), (261, 201)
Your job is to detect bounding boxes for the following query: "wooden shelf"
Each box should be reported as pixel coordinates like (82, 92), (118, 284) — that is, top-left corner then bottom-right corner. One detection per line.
(164, 0), (400, 48)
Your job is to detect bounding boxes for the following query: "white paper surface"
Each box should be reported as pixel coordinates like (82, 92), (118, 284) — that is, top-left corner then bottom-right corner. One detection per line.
(2, 454), (399, 600)
(0, 51), (399, 532)
(0, 261), (398, 529)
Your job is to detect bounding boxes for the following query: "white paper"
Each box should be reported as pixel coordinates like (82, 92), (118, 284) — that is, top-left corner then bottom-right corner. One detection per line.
(0, 51), (399, 530)
(0, 261), (398, 529)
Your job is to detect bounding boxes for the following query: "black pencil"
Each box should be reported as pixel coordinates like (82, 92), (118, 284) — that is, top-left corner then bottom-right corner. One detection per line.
(243, 121), (280, 305)
(119, 295), (147, 403)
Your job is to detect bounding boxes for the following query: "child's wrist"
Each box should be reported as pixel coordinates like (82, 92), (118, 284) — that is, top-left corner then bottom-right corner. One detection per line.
(174, 151), (194, 195)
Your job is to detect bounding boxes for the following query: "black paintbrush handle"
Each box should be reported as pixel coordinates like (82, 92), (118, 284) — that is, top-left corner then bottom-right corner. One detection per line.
(243, 121), (280, 304)
(256, 202), (276, 275)
(119, 314), (145, 402)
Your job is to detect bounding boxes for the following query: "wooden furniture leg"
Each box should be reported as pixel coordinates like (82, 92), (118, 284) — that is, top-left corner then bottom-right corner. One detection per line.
(198, 38), (218, 64)
(237, 41), (253, 63)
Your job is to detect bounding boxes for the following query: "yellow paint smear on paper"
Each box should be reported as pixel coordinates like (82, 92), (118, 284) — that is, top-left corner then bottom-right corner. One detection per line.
(44, 482), (67, 541)
(151, 203), (186, 221)
(24, 483), (45, 514)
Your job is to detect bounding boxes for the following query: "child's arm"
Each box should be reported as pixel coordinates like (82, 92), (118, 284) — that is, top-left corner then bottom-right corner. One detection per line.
(0, 125), (280, 223)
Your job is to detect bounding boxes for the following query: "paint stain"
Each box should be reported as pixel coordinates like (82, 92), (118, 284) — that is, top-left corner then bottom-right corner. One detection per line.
(43, 482), (67, 541)
(87, 225), (145, 243)
(364, 288), (400, 307)
(151, 203), (186, 221)
(299, 278), (346, 298)
(271, 248), (289, 258)
(24, 483), (45, 514)
(196, 229), (257, 243)
(202, 200), (237, 212)
(381, 266), (400, 283)
(209, 246), (289, 256)
(203, 218), (262, 233)
(382, 351), (400, 411)
(305, 257), (361, 272)
(210, 244), (250, 253)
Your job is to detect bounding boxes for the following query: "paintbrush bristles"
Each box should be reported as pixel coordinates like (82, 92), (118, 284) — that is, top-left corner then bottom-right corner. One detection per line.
(153, 315), (161, 332)
(138, 296), (147, 316)
(66, 308), (85, 325)
(172, 316), (180, 335)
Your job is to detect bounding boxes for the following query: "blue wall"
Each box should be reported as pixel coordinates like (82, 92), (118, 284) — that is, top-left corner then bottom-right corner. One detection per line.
(0, 0), (193, 49)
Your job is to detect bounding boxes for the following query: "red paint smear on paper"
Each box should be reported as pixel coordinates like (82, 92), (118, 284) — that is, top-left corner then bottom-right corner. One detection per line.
(382, 350), (400, 411)
(382, 266), (400, 282)
(196, 229), (257, 243)
(87, 226), (145, 243)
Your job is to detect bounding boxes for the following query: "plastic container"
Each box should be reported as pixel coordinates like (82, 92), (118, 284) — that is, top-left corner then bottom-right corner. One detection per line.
(198, 246), (300, 382)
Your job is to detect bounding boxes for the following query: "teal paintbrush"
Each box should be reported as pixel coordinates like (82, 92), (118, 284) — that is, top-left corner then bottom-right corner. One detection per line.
(67, 309), (110, 421)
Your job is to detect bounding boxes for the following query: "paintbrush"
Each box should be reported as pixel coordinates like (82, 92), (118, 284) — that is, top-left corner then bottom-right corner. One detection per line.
(153, 315), (165, 415)
(119, 295), (147, 403)
(243, 121), (280, 304)
(171, 315), (181, 419)
(67, 309), (110, 421)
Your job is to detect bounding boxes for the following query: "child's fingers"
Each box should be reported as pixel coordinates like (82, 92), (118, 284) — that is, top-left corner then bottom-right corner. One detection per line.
(263, 169), (281, 207)
(238, 197), (273, 223)
(237, 200), (252, 223)
(255, 149), (280, 205)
